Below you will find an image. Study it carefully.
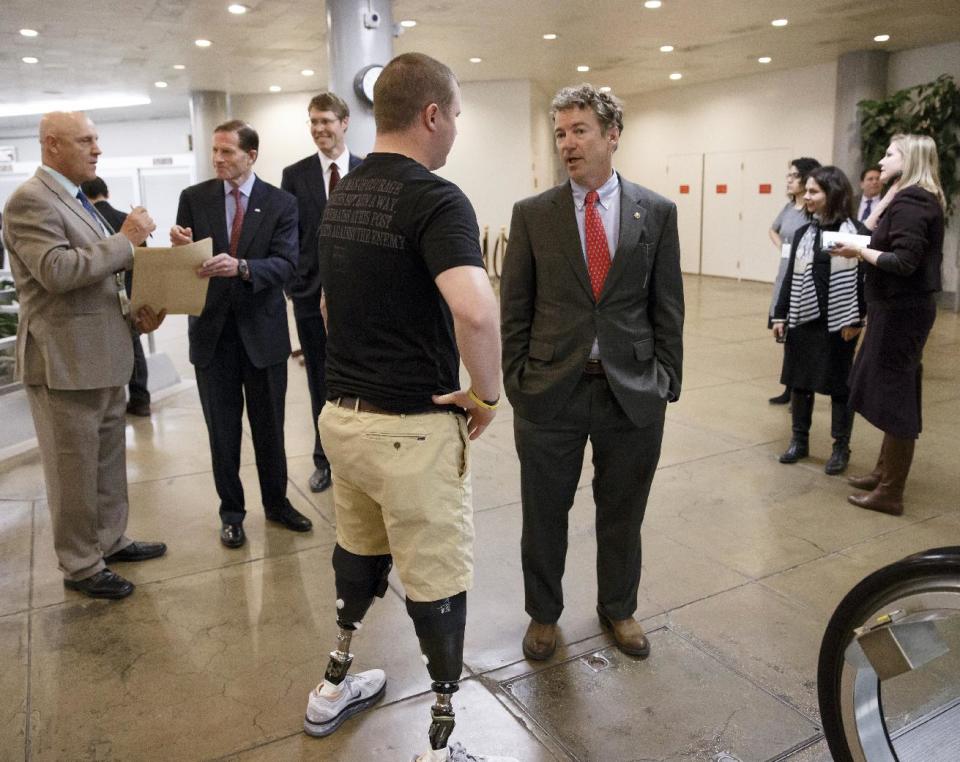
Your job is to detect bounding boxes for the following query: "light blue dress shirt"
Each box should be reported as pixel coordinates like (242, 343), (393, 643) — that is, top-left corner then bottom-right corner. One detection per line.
(224, 172), (256, 237)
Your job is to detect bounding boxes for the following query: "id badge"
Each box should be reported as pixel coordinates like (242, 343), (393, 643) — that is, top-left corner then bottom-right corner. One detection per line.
(115, 273), (130, 317)
(781, 243), (791, 260)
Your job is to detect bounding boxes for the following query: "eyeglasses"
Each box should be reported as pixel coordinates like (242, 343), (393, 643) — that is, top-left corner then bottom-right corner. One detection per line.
(786, 172), (800, 179)
(308, 118), (341, 128)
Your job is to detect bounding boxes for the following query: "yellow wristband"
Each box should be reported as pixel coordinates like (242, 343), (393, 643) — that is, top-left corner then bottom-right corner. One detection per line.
(467, 388), (500, 410)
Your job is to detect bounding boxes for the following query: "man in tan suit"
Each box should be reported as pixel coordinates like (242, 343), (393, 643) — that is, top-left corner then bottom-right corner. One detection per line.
(2, 112), (167, 599)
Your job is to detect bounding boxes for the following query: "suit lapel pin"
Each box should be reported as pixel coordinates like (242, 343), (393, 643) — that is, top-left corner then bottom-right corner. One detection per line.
(634, 212), (641, 219)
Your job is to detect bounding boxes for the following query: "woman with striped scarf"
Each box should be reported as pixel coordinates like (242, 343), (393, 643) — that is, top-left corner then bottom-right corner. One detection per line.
(772, 166), (867, 475)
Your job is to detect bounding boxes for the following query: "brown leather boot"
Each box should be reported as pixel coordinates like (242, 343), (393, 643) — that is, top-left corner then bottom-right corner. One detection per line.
(598, 609), (650, 658)
(848, 434), (914, 516)
(848, 438), (885, 490)
(522, 619), (557, 661)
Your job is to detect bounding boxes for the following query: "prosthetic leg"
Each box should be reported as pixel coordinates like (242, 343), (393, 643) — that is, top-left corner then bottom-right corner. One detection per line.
(407, 592), (467, 757)
(304, 544), (392, 737)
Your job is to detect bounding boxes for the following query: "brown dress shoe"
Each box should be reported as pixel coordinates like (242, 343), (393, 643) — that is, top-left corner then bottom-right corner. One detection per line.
(598, 609), (651, 658)
(522, 619), (557, 661)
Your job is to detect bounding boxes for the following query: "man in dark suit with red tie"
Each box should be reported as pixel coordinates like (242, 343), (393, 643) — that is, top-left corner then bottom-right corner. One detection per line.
(281, 93), (362, 494)
(501, 85), (684, 661)
(171, 119), (312, 548)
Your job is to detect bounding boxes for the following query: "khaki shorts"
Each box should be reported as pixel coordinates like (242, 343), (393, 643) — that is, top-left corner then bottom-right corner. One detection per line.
(318, 400), (474, 602)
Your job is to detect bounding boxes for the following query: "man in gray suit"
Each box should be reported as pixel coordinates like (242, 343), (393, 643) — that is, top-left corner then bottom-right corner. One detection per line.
(2, 111), (167, 599)
(501, 85), (684, 660)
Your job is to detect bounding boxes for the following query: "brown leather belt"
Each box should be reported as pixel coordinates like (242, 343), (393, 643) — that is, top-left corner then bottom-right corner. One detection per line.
(335, 396), (399, 415)
(584, 359), (605, 376)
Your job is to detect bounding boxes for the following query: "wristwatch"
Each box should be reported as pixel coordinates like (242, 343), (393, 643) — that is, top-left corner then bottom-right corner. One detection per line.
(237, 259), (251, 281)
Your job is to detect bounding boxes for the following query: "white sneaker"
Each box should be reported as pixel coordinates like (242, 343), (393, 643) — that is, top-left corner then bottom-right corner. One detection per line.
(303, 669), (387, 737)
(411, 742), (520, 762)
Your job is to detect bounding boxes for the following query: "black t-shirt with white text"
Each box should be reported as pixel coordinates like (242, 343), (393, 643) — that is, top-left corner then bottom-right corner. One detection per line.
(318, 153), (483, 413)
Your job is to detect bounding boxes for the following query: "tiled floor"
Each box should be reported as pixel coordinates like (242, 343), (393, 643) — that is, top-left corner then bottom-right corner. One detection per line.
(1, 275), (958, 761)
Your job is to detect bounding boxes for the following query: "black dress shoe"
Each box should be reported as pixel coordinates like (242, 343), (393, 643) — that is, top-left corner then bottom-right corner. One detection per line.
(126, 400), (151, 417)
(64, 569), (134, 599)
(265, 499), (313, 532)
(768, 388), (791, 405)
(220, 523), (246, 548)
(309, 464), (332, 493)
(104, 540), (167, 564)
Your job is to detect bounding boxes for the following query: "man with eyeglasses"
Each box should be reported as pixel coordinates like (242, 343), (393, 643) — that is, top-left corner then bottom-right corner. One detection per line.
(282, 92), (363, 495)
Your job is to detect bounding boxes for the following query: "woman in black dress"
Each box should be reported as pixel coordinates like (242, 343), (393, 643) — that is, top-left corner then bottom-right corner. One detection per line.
(830, 134), (945, 515)
(772, 166), (866, 474)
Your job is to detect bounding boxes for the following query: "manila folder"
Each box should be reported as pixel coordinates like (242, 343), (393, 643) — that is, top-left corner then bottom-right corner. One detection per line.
(131, 238), (212, 316)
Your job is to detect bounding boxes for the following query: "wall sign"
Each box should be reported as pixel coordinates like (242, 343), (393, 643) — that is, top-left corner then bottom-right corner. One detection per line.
(716, 184), (727, 194)
(679, 184), (690, 194)
(759, 183), (772, 194)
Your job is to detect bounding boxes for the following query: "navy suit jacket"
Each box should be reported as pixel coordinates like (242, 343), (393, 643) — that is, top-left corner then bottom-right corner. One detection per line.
(281, 152), (362, 303)
(175, 176), (298, 369)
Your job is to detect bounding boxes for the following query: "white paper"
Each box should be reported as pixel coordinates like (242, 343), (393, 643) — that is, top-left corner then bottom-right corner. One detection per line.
(130, 238), (212, 316)
(821, 231), (871, 249)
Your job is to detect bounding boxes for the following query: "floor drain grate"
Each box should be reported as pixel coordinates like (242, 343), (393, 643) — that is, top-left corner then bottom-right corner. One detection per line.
(582, 652), (612, 672)
(713, 753), (743, 762)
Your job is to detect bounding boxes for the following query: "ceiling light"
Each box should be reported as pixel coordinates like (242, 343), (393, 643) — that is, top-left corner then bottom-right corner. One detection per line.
(644, 0), (662, 7)
(154, 81), (168, 88)
(195, 39), (212, 47)
(669, 72), (682, 80)
(269, 85), (282, 92)
(577, 65), (590, 72)
(20, 29), (39, 37)
(758, 56), (772, 64)
(660, 45), (674, 53)
(599, 86), (612, 93)
(874, 34), (890, 42)
(173, 64), (186, 70)
(771, 18), (788, 27)
(469, 57), (482, 63)
(301, 69), (315, 76)
(542, 33), (558, 40)
(0, 94), (152, 118)
(400, 19), (417, 28)
(227, 4), (248, 14)
(22, 56), (39, 64)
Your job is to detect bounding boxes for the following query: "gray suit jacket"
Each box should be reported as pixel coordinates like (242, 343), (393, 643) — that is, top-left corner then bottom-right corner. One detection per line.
(501, 175), (684, 428)
(2, 168), (134, 389)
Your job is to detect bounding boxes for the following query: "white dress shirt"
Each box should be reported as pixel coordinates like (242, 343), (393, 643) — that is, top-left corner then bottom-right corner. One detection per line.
(318, 147), (352, 198)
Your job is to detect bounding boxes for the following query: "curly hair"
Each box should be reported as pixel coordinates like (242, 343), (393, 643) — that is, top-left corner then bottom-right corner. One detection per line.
(550, 84), (623, 135)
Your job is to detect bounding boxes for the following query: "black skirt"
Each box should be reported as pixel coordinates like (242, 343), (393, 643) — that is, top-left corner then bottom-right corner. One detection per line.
(849, 296), (937, 439)
(780, 316), (858, 396)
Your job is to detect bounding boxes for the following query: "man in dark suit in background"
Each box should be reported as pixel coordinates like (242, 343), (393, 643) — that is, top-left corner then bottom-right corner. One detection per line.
(170, 119), (312, 549)
(501, 84), (684, 661)
(857, 165), (883, 222)
(281, 92), (362, 494)
(80, 176), (151, 417)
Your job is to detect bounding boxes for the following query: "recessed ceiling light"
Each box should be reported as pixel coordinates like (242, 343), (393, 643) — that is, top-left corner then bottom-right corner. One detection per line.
(400, 19), (417, 28)
(599, 86), (612, 93)
(669, 72), (682, 80)
(874, 34), (890, 42)
(22, 56), (39, 64)
(173, 64), (186, 70)
(660, 45), (674, 53)
(20, 29), (39, 37)
(195, 39), (212, 47)
(577, 65), (590, 72)
(227, 4), (248, 14)
(644, 0), (662, 8)
(301, 69), (315, 76)
(469, 57), (482, 63)
(771, 18), (788, 27)
(758, 56), (772, 64)
(542, 33), (558, 40)
(269, 85), (282, 92)
(154, 81), (168, 88)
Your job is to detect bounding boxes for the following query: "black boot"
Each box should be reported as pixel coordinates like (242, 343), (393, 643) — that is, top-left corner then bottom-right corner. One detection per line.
(779, 391), (812, 463)
(825, 398), (853, 475)
(769, 386), (791, 405)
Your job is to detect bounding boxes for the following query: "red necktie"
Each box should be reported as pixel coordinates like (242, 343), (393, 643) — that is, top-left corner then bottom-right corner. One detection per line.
(329, 162), (340, 196)
(585, 190), (611, 299)
(229, 186), (244, 258)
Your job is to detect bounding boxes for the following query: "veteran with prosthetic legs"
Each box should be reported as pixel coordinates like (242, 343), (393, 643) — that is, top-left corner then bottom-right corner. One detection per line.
(304, 53), (514, 762)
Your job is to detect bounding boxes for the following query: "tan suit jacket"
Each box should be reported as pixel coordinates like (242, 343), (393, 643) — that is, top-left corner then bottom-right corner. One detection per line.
(2, 168), (134, 389)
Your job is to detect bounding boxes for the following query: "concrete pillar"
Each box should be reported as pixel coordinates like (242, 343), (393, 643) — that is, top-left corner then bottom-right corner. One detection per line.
(832, 51), (888, 181)
(188, 90), (231, 183)
(326, 0), (394, 155)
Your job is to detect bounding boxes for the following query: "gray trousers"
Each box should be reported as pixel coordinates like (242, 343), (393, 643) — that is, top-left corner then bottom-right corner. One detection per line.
(26, 384), (131, 581)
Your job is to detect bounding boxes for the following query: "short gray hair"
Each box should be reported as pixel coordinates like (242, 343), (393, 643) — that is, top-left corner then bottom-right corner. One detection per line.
(551, 84), (623, 134)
